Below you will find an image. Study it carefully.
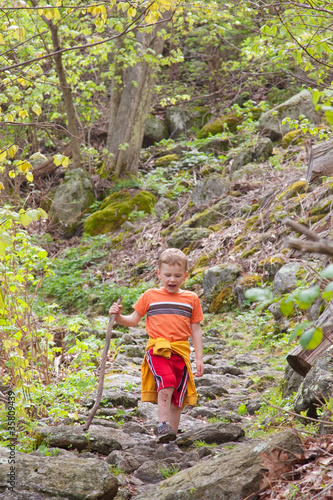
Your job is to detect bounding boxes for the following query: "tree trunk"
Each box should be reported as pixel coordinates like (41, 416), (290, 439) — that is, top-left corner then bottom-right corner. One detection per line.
(29, 0), (81, 169)
(104, 15), (169, 177)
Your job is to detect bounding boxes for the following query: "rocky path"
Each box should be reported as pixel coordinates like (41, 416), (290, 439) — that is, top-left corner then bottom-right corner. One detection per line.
(0, 326), (302, 500)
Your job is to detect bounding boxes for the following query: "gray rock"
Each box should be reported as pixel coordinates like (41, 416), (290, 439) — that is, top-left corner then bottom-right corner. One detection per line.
(133, 460), (165, 483)
(122, 422), (150, 435)
(84, 389), (139, 409)
(259, 89), (319, 141)
(0, 446), (118, 500)
(231, 149), (253, 174)
(136, 430), (302, 500)
(176, 422), (244, 446)
(198, 137), (235, 156)
(190, 175), (229, 206)
(268, 301), (284, 322)
(166, 106), (209, 138)
(272, 262), (305, 296)
(254, 137), (274, 160)
(231, 138), (273, 174)
(155, 197), (176, 220)
(51, 168), (94, 237)
(143, 115), (168, 147)
(119, 344), (145, 358)
(234, 354), (263, 368)
(196, 385), (229, 399)
(34, 424), (139, 454)
(282, 365), (304, 398)
(202, 264), (242, 300)
(167, 226), (212, 250)
(294, 346), (333, 418)
(107, 450), (143, 473)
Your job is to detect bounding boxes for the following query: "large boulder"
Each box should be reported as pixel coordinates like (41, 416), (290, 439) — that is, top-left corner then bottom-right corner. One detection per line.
(84, 189), (156, 236)
(231, 137), (274, 174)
(190, 174), (229, 206)
(167, 226), (212, 250)
(198, 136), (236, 156)
(51, 168), (94, 237)
(272, 262), (306, 296)
(197, 113), (243, 139)
(0, 446), (118, 500)
(135, 430), (302, 500)
(143, 115), (169, 147)
(294, 345), (333, 419)
(258, 89), (319, 141)
(203, 264), (242, 300)
(33, 424), (138, 454)
(166, 106), (210, 138)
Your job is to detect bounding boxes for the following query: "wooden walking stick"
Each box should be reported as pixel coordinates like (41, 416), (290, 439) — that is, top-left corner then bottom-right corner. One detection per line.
(83, 296), (123, 431)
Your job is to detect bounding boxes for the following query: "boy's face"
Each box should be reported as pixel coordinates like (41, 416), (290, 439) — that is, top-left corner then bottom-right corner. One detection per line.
(158, 263), (188, 294)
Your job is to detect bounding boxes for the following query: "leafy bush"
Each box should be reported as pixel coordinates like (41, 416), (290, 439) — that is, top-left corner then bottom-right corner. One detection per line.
(41, 234), (154, 313)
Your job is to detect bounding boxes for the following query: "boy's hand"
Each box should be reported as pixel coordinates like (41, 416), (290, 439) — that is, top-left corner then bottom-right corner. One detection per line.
(195, 360), (204, 377)
(109, 303), (122, 316)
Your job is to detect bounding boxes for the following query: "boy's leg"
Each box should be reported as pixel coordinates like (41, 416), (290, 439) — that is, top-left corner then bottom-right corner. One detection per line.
(157, 387), (174, 423)
(169, 403), (182, 433)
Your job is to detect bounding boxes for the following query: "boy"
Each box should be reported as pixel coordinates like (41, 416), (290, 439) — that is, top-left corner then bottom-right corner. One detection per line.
(109, 248), (204, 443)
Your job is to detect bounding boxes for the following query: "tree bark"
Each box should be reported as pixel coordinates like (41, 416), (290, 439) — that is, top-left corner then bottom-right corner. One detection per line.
(307, 138), (333, 183)
(29, 0), (81, 169)
(104, 15), (170, 177)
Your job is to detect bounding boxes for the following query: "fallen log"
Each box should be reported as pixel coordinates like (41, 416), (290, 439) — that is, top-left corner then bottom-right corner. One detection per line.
(307, 138), (333, 184)
(33, 143), (72, 178)
(284, 218), (333, 375)
(287, 322), (333, 377)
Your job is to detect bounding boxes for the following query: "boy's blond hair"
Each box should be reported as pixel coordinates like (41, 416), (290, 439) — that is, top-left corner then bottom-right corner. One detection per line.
(158, 248), (188, 272)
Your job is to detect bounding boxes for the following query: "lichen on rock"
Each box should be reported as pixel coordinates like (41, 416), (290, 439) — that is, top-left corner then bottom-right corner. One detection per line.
(84, 190), (156, 236)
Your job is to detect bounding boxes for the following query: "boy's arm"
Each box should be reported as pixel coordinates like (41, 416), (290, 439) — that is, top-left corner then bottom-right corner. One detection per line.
(191, 322), (204, 377)
(109, 303), (142, 327)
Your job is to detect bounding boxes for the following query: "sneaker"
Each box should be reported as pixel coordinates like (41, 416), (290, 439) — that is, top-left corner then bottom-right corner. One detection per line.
(157, 422), (177, 443)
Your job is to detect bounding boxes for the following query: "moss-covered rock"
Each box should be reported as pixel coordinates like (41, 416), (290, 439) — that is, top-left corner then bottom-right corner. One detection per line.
(209, 286), (236, 313)
(235, 273), (262, 309)
(84, 190), (156, 236)
(198, 136), (237, 156)
(197, 114), (243, 139)
(281, 130), (304, 149)
(167, 227), (212, 250)
(310, 195), (333, 216)
(166, 106), (211, 138)
(259, 254), (286, 281)
(191, 175), (230, 206)
(276, 180), (308, 201)
(186, 199), (231, 228)
(154, 154), (179, 166)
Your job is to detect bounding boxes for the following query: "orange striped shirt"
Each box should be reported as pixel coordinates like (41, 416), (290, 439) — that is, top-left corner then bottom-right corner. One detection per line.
(134, 288), (204, 342)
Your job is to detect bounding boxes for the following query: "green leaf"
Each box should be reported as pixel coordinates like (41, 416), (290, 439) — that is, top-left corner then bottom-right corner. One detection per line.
(0, 288), (5, 312)
(295, 286), (321, 310)
(0, 232), (12, 245)
(299, 327), (323, 350)
(280, 297), (294, 316)
(312, 89), (321, 105)
(322, 282), (333, 301)
(19, 213), (33, 227)
(290, 322), (313, 341)
(238, 404), (247, 416)
(38, 208), (48, 219)
(26, 209), (41, 221)
(320, 264), (333, 278)
(245, 288), (272, 302)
